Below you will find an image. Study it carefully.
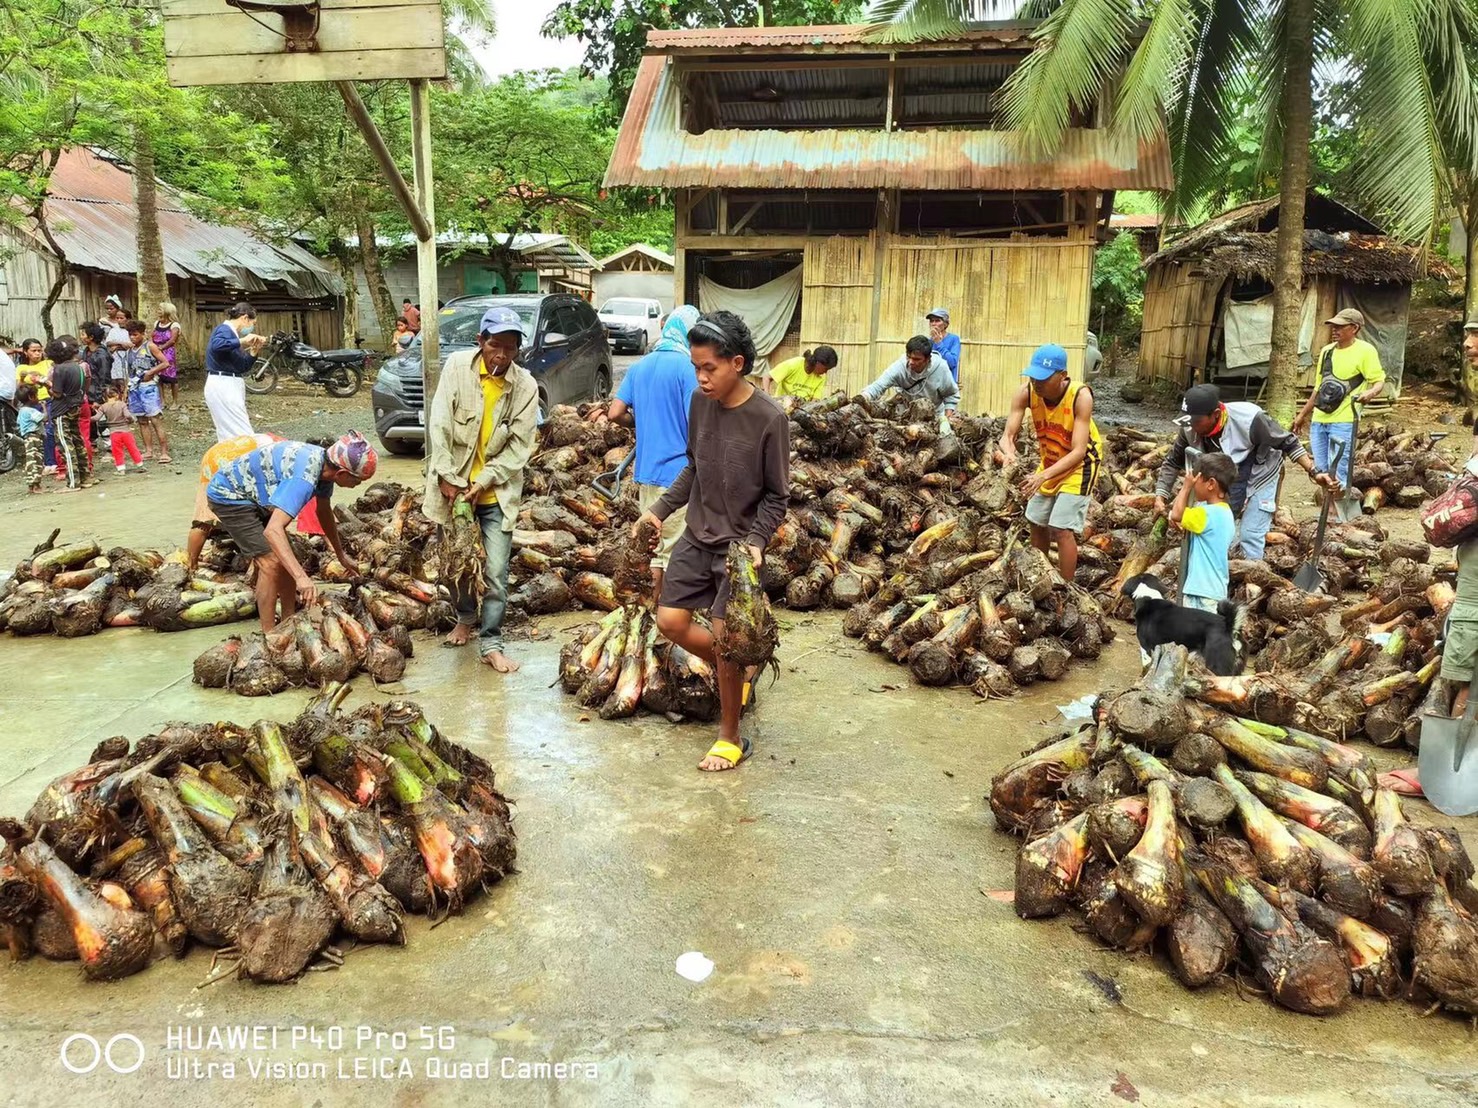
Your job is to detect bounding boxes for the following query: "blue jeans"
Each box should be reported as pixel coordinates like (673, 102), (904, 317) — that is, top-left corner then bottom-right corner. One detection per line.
(455, 502), (514, 656)
(1309, 420), (1355, 488)
(1233, 488), (1276, 561)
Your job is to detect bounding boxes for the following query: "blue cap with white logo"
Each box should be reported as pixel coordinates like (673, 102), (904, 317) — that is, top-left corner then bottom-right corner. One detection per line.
(479, 306), (525, 339)
(1023, 343), (1068, 380)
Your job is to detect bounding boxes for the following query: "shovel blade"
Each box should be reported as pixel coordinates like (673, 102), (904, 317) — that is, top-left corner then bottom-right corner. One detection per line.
(1332, 495), (1363, 524)
(1292, 562), (1323, 593)
(1417, 716), (1478, 816)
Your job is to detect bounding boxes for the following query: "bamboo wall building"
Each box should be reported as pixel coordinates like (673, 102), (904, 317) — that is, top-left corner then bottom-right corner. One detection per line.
(1138, 193), (1435, 398)
(604, 22), (1172, 412)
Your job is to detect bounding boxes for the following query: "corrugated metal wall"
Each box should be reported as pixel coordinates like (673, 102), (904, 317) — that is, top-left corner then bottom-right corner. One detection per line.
(799, 231), (1095, 415)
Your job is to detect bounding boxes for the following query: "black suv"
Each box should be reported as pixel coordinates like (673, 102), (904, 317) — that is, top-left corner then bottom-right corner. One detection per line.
(370, 293), (612, 455)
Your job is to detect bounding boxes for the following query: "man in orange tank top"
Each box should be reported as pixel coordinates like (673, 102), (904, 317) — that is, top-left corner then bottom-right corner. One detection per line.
(996, 343), (1101, 581)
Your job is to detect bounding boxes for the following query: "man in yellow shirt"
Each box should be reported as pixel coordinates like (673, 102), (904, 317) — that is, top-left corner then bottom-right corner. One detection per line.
(767, 347), (837, 401)
(1293, 308), (1386, 490)
(423, 305), (539, 673)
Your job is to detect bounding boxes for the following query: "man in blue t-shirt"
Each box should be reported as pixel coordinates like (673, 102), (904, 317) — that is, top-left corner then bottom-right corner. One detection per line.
(927, 307), (961, 383)
(206, 432), (377, 631)
(1170, 452), (1238, 612)
(592, 304), (700, 596)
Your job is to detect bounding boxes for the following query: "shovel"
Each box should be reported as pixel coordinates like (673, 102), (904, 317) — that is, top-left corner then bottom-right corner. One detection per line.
(591, 449), (633, 502)
(1419, 669), (1478, 816)
(1293, 437), (1345, 593)
(1330, 412), (1363, 524)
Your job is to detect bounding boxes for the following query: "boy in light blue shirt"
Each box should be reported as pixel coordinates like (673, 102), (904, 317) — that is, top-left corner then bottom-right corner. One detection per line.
(1171, 452), (1238, 612)
(16, 384), (44, 493)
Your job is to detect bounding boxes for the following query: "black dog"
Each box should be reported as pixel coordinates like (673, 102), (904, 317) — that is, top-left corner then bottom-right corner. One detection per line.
(1120, 573), (1245, 676)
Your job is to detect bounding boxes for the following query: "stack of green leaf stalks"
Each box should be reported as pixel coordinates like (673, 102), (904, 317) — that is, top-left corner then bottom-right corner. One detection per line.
(991, 645), (1478, 1017)
(0, 533), (258, 639)
(0, 684), (515, 984)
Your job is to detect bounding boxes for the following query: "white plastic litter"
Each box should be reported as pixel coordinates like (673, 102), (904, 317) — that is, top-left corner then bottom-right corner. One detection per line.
(1057, 694), (1097, 721)
(675, 952), (714, 982)
(1366, 631), (1393, 647)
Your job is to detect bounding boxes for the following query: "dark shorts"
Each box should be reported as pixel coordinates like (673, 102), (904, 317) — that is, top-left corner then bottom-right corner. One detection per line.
(660, 533), (732, 619)
(207, 498), (272, 559)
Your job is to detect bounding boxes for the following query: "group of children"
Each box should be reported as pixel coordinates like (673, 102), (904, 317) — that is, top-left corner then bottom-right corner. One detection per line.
(14, 318), (173, 493)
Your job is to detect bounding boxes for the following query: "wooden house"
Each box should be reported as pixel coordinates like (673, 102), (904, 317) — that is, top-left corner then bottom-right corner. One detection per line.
(603, 22), (1171, 411)
(0, 148), (342, 358)
(1138, 193), (1435, 398)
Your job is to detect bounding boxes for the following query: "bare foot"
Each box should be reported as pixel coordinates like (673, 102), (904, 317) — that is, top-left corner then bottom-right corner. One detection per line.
(480, 651), (520, 673)
(443, 624), (473, 647)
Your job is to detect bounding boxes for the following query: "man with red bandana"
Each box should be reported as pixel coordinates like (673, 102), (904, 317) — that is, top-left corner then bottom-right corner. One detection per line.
(1154, 384), (1334, 560)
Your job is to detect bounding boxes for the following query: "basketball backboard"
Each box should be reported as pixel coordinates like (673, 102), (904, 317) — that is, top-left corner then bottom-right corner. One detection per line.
(161, 0), (446, 87)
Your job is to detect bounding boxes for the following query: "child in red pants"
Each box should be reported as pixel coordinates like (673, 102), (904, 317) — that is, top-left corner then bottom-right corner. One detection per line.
(99, 386), (145, 474)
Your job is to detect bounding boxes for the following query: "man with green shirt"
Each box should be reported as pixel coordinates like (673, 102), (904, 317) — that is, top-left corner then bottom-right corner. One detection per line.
(1293, 308), (1386, 490)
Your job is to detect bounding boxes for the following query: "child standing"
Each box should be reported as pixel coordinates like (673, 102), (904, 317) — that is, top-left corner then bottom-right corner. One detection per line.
(1170, 452), (1238, 612)
(16, 385), (44, 493)
(100, 385), (144, 474)
(125, 320), (172, 464)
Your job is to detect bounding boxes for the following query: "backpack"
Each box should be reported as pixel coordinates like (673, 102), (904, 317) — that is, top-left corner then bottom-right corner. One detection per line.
(1420, 472), (1478, 547)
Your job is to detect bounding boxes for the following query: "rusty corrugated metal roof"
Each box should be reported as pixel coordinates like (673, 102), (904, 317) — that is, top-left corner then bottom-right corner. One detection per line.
(605, 56), (1174, 191)
(645, 23), (1036, 51)
(38, 148), (340, 299)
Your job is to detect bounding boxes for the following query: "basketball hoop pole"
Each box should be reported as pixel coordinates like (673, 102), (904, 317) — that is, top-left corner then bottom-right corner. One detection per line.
(409, 79), (440, 404)
(335, 79), (440, 405)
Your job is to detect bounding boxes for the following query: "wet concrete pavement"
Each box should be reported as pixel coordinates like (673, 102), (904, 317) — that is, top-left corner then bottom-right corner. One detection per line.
(2, 466), (1477, 1107)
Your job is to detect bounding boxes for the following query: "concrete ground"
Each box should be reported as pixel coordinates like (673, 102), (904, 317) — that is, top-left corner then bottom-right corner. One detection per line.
(2, 461), (1477, 1108)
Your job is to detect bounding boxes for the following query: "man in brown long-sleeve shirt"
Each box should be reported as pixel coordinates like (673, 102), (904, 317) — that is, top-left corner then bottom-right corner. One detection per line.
(637, 310), (790, 771)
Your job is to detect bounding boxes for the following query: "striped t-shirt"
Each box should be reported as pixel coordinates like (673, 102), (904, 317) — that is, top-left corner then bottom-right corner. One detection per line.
(206, 441), (329, 518)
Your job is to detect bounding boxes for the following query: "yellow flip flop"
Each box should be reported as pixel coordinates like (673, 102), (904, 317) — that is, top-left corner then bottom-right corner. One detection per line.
(701, 736), (751, 771)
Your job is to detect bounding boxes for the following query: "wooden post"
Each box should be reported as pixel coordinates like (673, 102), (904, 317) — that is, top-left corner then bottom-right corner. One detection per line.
(337, 82), (432, 243)
(409, 78), (440, 406)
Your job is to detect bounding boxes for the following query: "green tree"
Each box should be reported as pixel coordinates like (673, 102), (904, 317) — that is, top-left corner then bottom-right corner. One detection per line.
(1089, 230), (1144, 347)
(543, 0), (863, 122)
(871, 0), (1478, 423)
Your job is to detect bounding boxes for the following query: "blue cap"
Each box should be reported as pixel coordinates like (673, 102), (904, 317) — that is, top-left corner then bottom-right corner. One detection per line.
(1023, 343), (1068, 380)
(926, 307), (949, 323)
(479, 306), (525, 339)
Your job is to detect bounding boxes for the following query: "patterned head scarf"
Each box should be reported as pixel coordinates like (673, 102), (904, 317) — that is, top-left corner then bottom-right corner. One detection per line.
(653, 304), (700, 354)
(327, 430), (377, 478)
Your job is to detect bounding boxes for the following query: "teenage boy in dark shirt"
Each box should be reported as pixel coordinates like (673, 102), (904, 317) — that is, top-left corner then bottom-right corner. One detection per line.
(637, 310), (790, 771)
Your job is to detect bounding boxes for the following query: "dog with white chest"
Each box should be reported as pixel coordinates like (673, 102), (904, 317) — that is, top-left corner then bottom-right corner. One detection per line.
(1121, 572), (1245, 676)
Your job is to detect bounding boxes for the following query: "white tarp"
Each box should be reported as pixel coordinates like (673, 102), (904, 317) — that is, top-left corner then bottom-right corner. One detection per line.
(1223, 287), (1318, 370)
(697, 267), (803, 375)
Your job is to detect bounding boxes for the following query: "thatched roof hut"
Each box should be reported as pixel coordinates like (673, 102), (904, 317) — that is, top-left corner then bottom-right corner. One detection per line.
(1138, 192), (1440, 398)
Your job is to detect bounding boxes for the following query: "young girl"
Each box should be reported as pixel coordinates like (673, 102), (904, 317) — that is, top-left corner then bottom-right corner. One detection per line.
(16, 338), (55, 473)
(100, 384), (144, 474)
(125, 320), (172, 464)
(153, 302), (183, 408)
(636, 309), (791, 771)
(16, 384), (44, 493)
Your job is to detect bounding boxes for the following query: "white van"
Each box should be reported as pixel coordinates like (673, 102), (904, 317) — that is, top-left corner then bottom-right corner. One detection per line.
(597, 297), (663, 354)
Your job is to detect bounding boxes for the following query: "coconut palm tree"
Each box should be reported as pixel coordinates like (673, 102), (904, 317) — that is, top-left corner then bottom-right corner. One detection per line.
(867, 0), (1478, 422)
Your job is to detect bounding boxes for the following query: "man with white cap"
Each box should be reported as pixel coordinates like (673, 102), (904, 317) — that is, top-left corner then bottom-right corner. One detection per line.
(926, 307), (961, 383)
(996, 343), (1102, 580)
(424, 304), (539, 673)
(1156, 384), (1333, 560)
(1292, 307), (1386, 491)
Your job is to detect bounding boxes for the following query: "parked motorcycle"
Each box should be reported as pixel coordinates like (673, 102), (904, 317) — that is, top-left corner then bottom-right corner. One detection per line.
(245, 331), (368, 397)
(0, 401), (21, 475)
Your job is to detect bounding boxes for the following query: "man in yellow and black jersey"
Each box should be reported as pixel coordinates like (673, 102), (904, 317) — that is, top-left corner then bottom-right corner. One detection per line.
(995, 343), (1102, 581)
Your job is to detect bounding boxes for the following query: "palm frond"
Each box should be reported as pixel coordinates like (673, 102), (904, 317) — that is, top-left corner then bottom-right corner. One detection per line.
(1343, 0), (1454, 242)
(863, 0), (974, 42)
(1162, 0), (1261, 219)
(1425, 0), (1478, 178)
(1113, 0), (1201, 145)
(998, 0), (1139, 156)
